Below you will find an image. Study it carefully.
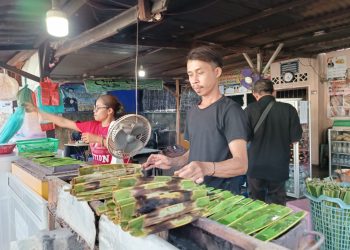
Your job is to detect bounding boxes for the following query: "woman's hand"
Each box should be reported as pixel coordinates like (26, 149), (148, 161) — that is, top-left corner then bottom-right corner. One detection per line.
(81, 133), (101, 144)
(24, 102), (38, 113)
(142, 154), (172, 170)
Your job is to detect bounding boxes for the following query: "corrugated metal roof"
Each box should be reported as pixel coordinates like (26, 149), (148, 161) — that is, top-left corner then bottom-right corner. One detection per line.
(0, 0), (350, 81)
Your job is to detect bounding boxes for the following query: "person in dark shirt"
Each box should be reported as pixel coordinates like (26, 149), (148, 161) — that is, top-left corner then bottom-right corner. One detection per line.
(245, 79), (302, 205)
(64, 87), (78, 112)
(142, 46), (248, 194)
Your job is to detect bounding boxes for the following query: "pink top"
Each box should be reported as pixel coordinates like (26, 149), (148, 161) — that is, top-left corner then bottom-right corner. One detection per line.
(76, 121), (111, 164)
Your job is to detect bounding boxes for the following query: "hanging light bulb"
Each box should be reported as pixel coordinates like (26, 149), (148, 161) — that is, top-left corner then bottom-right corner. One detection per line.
(46, 2), (69, 37)
(138, 65), (146, 77)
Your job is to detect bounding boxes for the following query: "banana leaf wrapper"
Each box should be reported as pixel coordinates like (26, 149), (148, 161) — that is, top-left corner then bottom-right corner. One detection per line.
(72, 168), (142, 184)
(96, 199), (116, 216)
(129, 210), (202, 237)
(206, 195), (246, 216)
(79, 163), (141, 175)
(115, 189), (207, 220)
(126, 196), (209, 232)
(230, 204), (292, 235)
(76, 192), (113, 202)
(113, 178), (198, 202)
(209, 197), (253, 221)
(19, 151), (56, 159)
(73, 176), (172, 195)
(255, 211), (306, 241)
(218, 199), (265, 225)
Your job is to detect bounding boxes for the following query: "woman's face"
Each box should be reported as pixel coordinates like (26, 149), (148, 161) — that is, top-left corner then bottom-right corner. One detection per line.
(93, 98), (109, 121)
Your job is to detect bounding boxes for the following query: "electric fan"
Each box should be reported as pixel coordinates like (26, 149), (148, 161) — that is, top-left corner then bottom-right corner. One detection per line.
(106, 114), (151, 162)
(240, 67), (261, 90)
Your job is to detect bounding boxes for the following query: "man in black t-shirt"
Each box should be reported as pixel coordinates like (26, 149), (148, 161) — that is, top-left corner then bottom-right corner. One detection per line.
(245, 79), (302, 205)
(142, 46), (249, 194)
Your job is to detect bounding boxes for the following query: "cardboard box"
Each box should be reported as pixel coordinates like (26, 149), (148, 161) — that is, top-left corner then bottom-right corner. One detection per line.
(11, 163), (48, 200)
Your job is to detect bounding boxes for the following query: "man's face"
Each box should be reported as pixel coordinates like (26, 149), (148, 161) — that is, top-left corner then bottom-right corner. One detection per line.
(68, 89), (74, 97)
(187, 59), (220, 97)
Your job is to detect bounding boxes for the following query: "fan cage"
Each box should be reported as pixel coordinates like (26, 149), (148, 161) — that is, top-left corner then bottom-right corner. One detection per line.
(106, 114), (151, 159)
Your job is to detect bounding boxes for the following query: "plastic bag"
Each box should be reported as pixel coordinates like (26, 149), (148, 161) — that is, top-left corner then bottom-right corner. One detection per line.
(17, 82), (34, 107)
(0, 106), (25, 143)
(40, 77), (60, 106)
(0, 72), (19, 101)
(12, 112), (46, 141)
(35, 86), (64, 114)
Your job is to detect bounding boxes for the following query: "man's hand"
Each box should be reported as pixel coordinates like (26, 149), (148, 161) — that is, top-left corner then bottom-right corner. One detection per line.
(142, 154), (172, 170)
(174, 161), (211, 184)
(81, 133), (100, 144)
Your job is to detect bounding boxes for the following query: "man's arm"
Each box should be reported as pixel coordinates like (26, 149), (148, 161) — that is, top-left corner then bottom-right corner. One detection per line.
(169, 150), (190, 170)
(142, 150), (189, 170)
(175, 139), (248, 183)
(209, 139), (248, 177)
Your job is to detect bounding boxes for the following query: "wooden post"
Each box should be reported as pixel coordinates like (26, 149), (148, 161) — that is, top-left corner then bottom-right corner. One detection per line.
(175, 79), (181, 145)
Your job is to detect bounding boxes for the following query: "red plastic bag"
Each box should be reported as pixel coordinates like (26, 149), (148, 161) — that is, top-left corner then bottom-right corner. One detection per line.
(40, 77), (60, 106)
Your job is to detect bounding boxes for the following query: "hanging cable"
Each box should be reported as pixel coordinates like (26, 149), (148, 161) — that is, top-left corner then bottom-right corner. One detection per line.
(134, 8), (139, 116)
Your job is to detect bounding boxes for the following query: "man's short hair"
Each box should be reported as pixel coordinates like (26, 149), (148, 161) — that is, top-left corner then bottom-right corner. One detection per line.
(252, 79), (274, 94)
(187, 46), (223, 68)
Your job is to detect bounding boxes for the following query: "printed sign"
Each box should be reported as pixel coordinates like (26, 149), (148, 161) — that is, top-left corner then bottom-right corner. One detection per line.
(327, 56), (347, 80)
(328, 79), (350, 118)
(84, 79), (163, 93)
(61, 83), (100, 112)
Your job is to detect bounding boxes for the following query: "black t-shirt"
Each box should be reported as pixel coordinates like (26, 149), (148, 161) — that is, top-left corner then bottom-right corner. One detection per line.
(185, 96), (248, 193)
(245, 95), (302, 181)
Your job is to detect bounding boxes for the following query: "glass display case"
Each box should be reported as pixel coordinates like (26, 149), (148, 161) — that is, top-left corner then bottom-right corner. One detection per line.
(328, 127), (350, 177)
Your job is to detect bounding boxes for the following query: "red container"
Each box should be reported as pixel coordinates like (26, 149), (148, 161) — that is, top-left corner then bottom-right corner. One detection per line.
(0, 143), (16, 154)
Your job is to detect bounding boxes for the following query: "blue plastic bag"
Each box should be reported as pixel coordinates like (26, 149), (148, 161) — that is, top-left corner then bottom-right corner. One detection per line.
(0, 106), (25, 143)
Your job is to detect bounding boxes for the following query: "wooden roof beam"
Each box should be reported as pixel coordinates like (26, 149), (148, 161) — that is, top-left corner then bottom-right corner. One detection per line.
(89, 48), (162, 75)
(224, 6), (350, 48)
(54, 0), (168, 58)
(194, 0), (312, 39)
(7, 50), (36, 66)
(0, 61), (40, 82)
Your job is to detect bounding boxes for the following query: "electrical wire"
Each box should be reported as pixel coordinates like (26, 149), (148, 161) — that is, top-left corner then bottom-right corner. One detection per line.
(165, 0), (220, 16)
(107, 0), (132, 8)
(135, 9), (139, 116)
(299, 58), (324, 81)
(85, 0), (127, 11)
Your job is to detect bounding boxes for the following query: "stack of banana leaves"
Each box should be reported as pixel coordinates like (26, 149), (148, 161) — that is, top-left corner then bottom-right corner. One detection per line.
(306, 178), (350, 206)
(69, 164), (307, 240)
(19, 151), (85, 168)
(70, 163), (144, 201)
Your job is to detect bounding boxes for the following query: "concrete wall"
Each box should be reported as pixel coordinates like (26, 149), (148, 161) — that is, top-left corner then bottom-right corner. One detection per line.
(270, 58), (331, 165)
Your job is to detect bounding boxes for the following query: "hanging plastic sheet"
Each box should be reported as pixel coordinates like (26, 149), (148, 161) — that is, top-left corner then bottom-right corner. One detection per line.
(0, 106), (25, 143)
